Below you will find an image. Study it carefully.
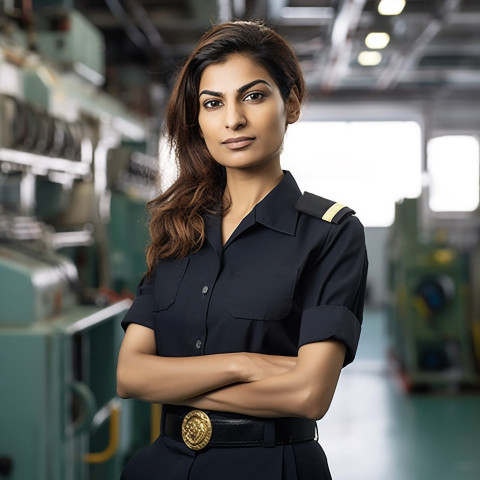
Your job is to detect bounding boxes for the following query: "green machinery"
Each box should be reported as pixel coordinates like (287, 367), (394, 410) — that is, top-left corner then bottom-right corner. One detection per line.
(0, 4), (158, 478)
(106, 144), (155, 294)
(388, 198), (479, 390)
(0, 241), (131, 479)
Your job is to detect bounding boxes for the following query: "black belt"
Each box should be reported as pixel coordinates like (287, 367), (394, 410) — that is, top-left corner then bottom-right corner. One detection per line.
(162, 405), (316, 451)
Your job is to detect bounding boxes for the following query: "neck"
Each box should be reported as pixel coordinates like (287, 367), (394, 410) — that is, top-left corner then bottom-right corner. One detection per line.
(223, 162), (284, 216)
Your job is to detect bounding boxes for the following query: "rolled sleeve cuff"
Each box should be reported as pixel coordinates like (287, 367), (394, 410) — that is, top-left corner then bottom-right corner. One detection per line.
(121, 288), (155, 332)
(298, 305), (361, 366)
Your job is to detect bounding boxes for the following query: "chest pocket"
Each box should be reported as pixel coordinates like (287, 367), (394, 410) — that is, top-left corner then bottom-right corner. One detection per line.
(153, 257), (189, 310)
(224, 268), (298, 321)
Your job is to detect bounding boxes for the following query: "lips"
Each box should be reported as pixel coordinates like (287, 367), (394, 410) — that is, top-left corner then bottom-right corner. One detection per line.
(222, 136), (255, 149)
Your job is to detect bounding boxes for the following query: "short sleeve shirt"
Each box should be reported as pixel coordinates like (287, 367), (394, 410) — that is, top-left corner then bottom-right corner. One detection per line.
(122, 171), (368, 366)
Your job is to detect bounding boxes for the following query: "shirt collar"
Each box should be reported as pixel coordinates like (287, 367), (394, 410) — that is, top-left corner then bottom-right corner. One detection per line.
(254, 170), (301, 236)
(205, 170), (302, 255)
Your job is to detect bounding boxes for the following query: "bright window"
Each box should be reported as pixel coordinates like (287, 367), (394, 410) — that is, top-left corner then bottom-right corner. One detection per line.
(427, 135), (479, 212)
(281, 121), (422, 226)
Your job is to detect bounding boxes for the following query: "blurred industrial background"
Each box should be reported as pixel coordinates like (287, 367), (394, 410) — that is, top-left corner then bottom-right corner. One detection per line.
(0, 0), (479, 479)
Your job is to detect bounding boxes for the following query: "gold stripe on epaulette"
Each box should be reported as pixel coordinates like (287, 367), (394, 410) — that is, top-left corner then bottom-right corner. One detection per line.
(322, 203), (346, 222)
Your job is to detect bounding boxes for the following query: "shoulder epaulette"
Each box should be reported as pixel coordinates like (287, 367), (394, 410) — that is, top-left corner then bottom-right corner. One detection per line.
(295, 192), (355, 224)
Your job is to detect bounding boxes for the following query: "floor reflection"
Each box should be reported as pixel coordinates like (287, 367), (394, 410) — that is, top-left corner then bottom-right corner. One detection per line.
(319, 309), (480, 480)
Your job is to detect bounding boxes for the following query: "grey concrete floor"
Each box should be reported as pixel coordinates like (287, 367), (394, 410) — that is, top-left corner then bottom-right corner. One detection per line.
(318, 309), (480, 480)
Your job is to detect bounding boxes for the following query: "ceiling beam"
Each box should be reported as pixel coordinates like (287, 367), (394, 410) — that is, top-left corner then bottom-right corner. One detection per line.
(376, 0), (464, 90)
(319, 0), (367, 91)
(84, 9), (210, 32)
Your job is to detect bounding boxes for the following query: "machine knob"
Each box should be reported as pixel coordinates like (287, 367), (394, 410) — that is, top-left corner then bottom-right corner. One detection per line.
(414, 275), (455, 316)
(0, 456), (13, 476)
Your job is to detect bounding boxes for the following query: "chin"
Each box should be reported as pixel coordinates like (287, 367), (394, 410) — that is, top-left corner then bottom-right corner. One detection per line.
(215, 154), (281, 171)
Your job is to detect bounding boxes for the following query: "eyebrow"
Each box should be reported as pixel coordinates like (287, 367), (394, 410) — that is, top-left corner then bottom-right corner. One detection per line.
(199, 79), (272, 98)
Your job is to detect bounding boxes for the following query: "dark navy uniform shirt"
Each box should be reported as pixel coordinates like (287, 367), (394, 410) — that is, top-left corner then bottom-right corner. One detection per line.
(122, 171), (368, 366)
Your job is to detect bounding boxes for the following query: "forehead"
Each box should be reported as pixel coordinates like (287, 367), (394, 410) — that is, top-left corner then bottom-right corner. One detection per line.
(198, 54), (274, 91)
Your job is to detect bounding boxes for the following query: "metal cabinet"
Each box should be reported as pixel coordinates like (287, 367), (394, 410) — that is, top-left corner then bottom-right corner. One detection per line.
(0, 300), (132, 480)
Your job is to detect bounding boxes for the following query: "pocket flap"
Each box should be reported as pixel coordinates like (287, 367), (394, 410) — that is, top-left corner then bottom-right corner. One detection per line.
(153, 257), (190, 310)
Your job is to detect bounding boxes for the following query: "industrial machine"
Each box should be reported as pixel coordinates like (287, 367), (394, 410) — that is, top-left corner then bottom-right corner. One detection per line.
(388, 198), (479, 391)
(0, 236), (131, 479)
(0, 4), (157, 478)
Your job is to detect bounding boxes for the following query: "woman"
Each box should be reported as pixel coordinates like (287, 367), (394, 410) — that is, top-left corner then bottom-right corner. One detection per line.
(117, 20), (368, 480)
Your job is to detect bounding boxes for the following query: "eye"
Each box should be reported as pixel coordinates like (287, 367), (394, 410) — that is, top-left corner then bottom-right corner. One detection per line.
(203, 99), (223, 110)
(244, 91), (266, 102)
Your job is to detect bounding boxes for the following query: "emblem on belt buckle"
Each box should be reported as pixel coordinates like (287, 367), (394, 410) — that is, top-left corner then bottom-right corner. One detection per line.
(182, 410), (212, 451)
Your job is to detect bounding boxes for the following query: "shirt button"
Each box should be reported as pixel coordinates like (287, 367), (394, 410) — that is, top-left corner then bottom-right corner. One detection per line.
(195, 339), (202, 349)
(201, 285), (209, 295)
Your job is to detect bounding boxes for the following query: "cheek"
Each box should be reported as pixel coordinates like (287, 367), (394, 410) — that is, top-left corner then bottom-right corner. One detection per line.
(270, 100), (287, 126)
(198, 116), (216, 142)
(266, 106), (288, 138)
(197, 123), (218, 154)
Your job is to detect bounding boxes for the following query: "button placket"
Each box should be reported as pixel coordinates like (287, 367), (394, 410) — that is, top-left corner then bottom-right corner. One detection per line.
(195, 283), (210, 352)
(191, 248), (221, 355)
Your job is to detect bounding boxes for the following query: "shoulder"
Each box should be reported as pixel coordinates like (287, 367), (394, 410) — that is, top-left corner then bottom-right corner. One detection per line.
(295, 191), (356, 225)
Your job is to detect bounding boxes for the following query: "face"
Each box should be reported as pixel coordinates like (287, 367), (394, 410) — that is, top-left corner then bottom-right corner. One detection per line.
(197, 54), (300, 172)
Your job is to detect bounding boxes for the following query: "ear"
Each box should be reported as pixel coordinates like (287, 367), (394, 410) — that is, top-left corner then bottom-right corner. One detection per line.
(286, 85), (301, 125)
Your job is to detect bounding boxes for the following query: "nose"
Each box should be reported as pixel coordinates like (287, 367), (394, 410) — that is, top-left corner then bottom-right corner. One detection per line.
(224, 103), (246, 130)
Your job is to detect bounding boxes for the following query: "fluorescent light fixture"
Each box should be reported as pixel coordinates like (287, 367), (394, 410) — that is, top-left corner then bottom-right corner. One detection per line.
(280, 7), (335, 20)
(378, 0), (406, 16)
(365, 32), (390, 49)
(358, 51), (382, 66)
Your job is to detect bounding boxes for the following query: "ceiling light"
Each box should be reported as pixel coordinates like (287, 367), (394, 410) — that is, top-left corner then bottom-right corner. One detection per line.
(365, 32), (390, 49)
(280, 7), (335, 20)
(358, 51), (382, 66)
(378, 0), (406, 16)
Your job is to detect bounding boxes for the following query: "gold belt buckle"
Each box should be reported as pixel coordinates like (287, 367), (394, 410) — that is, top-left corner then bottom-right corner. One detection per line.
(181, 409), (212, 451)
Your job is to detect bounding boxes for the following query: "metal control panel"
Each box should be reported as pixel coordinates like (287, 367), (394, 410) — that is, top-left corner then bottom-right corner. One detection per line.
(0, 243), (77, 325)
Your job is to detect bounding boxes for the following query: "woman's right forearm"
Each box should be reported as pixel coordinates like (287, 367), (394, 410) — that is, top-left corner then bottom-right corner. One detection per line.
(117, 350), (297, 404)
(117, 351), (246, 403)
(116, 325), (296, 403)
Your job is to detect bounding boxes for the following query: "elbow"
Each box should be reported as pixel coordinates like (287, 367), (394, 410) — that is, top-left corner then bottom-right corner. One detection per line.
(303, 403), (328, 421)
(301, 401), (329, 421)
(116, 383), (130, 399)
(297, 386), (332, 421)
(116, 366), (133, 399)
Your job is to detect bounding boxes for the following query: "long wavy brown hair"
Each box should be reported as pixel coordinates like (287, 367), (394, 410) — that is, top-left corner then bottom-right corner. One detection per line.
(146, 21), (306, 276)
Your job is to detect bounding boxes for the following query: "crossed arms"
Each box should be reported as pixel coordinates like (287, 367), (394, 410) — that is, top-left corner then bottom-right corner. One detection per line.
(117, 323), (346, 420)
